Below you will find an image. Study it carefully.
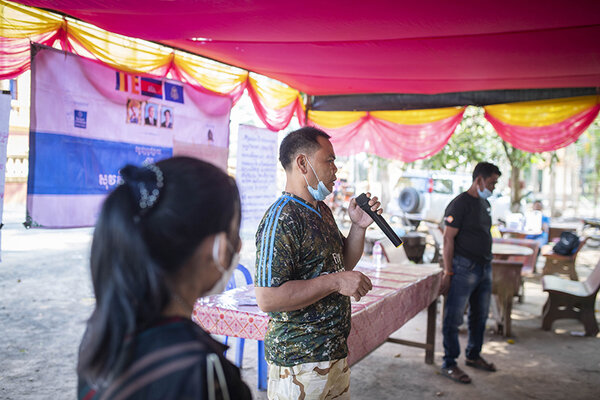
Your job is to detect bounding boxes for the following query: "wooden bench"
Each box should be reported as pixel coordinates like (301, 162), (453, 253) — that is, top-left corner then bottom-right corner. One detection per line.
(541, 236), (588, 281)
(548, 225), (578, 243)
(541, 259), (600, 336)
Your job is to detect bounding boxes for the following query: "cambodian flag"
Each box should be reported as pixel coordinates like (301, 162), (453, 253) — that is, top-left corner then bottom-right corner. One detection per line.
(140, 77), (163, 99)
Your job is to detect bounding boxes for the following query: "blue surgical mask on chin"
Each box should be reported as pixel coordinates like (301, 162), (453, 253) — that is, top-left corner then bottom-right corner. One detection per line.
(302, 157), (331, 201)
(477, 181), (493, 200)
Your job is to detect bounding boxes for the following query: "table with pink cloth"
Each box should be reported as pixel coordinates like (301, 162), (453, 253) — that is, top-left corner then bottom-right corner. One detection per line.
(193, 262), (442, 367)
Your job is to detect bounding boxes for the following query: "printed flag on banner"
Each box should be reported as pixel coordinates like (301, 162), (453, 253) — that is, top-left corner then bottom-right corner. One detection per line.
(28, 45), (232, 228)
(140, 77), (163, 99)
(115, 71), (128, 92)
(131, 75), (140, 95)
(165, 82), (184, 104)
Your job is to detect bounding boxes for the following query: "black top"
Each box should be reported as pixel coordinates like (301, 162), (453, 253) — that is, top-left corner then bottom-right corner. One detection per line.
(443, 192), (492, 265)
(78, 317), (252, 400)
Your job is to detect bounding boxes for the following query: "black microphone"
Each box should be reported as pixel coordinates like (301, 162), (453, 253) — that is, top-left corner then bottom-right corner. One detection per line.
(356, 193), (403, 248)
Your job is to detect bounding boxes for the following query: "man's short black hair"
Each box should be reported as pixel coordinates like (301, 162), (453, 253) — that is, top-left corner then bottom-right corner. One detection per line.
(279, 127), (331, 170)
(472, 162), (501, 181)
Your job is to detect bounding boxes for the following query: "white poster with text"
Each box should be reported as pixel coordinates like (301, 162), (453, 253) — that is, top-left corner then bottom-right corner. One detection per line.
(236, 124), (278, 240)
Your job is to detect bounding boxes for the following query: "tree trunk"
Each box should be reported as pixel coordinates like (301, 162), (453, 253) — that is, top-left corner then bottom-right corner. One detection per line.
(572, 152), (579, 215)
(594, 151), (600, 218)
(379, 160), (391, 210)
(510, 166), (521, 212)
(562, 149), (569, 211)
(594, 176), (599, 218)
(549, 161), (557, 217)
(532, 166), (540, 196)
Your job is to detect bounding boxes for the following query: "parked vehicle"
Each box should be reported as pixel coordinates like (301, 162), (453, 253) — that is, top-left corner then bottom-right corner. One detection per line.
(388, 170), (513, 226)
(389, 170), (471, 225)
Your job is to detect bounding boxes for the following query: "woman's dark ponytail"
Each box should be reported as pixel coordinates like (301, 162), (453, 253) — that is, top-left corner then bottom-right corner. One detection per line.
(77, 157), (239, 387)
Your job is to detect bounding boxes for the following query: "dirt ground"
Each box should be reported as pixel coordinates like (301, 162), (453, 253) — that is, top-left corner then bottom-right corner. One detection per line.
(0, 203), (599, 400)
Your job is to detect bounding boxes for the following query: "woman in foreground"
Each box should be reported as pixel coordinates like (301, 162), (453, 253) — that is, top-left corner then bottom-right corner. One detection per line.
(77, 156), (252, 399)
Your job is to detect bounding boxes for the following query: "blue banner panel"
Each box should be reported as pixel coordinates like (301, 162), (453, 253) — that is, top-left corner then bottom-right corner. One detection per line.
(28, 131), (172, 195)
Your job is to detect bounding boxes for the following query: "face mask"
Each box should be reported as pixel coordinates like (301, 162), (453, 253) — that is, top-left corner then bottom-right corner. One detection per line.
(477, 180), (493, 200)
(302, 157), (331, 201)
(204, 234), (240, 296)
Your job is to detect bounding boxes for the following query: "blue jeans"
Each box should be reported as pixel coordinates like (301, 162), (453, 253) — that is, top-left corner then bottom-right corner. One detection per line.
(442, 254), (492, 368)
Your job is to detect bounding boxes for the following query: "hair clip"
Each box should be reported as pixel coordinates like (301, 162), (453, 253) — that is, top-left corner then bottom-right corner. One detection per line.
(138, 163), (164, 210)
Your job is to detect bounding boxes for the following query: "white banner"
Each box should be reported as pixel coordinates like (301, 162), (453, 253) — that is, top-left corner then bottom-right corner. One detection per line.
(236, 124), (279, 239)
(28, 45), (232, 227)
(0, 92), (10, 261)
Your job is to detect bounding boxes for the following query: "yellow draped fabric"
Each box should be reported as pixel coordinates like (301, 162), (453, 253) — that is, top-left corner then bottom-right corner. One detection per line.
(484, 95), (599, 127)
(371, 107), (464, 124)
(248, 75), (302, 110)
(308, 106), (464, 129)
(173, 52), (248, 94)
(308, 110), (367, 128)
(66, 20), (174, 73)
(0, 0), (63, 37)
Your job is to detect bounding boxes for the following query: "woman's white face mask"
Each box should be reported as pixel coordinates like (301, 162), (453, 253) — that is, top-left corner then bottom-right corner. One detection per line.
(204, 234), (240, 296)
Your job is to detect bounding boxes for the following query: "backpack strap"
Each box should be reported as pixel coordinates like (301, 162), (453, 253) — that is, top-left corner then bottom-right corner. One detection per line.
(207, 353), (230, 400)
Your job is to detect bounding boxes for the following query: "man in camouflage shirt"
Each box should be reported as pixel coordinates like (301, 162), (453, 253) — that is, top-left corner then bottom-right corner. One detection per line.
(255, 127), (382, 399)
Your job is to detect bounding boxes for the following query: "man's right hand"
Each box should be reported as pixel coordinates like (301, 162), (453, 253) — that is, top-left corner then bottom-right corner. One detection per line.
(439, 273), (452, 296)
(255, 270), (373, 313)
(336, 271), (373, 301)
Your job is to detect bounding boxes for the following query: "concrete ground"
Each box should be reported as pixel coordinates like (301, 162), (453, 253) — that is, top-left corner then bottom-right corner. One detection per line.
(0, 203), (599, 400)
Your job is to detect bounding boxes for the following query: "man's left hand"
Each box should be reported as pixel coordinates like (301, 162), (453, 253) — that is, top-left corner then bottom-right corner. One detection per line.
(347, 192), (383, 229)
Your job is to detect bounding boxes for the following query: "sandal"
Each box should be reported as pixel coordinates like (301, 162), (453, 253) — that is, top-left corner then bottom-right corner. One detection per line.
(440, 366), (472, 384)
(465, 357), (497, 372)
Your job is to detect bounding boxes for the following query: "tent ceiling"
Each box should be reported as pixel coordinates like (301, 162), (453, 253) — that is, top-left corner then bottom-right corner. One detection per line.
(17, 1), (600, 96)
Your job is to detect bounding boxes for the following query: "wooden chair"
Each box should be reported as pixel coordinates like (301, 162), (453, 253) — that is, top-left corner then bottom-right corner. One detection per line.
(548, 226), (576, 243)
(541, 236), (588, 281)
(492, 238), (539, 302)
(541, 259), (600, 336)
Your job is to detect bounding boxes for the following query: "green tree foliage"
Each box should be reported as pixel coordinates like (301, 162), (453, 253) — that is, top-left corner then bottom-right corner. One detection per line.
(418, 106), (549, 211)
(576, 119), (600, 211)
(419, 106), (505, 171)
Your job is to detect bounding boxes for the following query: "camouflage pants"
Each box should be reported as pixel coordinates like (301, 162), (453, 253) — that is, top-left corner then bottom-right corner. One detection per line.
(267, 358), (350, 400)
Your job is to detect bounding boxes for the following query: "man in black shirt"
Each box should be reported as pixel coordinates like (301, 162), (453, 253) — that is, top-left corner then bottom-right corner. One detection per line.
(440, 162), (501, 384)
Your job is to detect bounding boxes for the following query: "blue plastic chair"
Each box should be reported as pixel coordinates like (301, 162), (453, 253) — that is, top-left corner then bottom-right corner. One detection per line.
(223, 264), (268, 390)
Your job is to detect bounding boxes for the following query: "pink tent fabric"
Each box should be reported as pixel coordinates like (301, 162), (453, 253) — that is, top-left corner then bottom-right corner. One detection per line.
(0, 32), (60, 79)
(247, 86), (306, 131)
(311, 111), (465, 162)
(5, 1), (600, 156)
(485, 105), (600, 153)
(15, 1), (600, 95)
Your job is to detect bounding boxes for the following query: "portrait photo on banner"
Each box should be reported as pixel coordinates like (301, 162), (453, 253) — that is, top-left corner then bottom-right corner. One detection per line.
(144, 102), (158, 126)
(126, 99), (142, 125)
(206, 125), (215, 145)
(160, 106), (173, 129)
